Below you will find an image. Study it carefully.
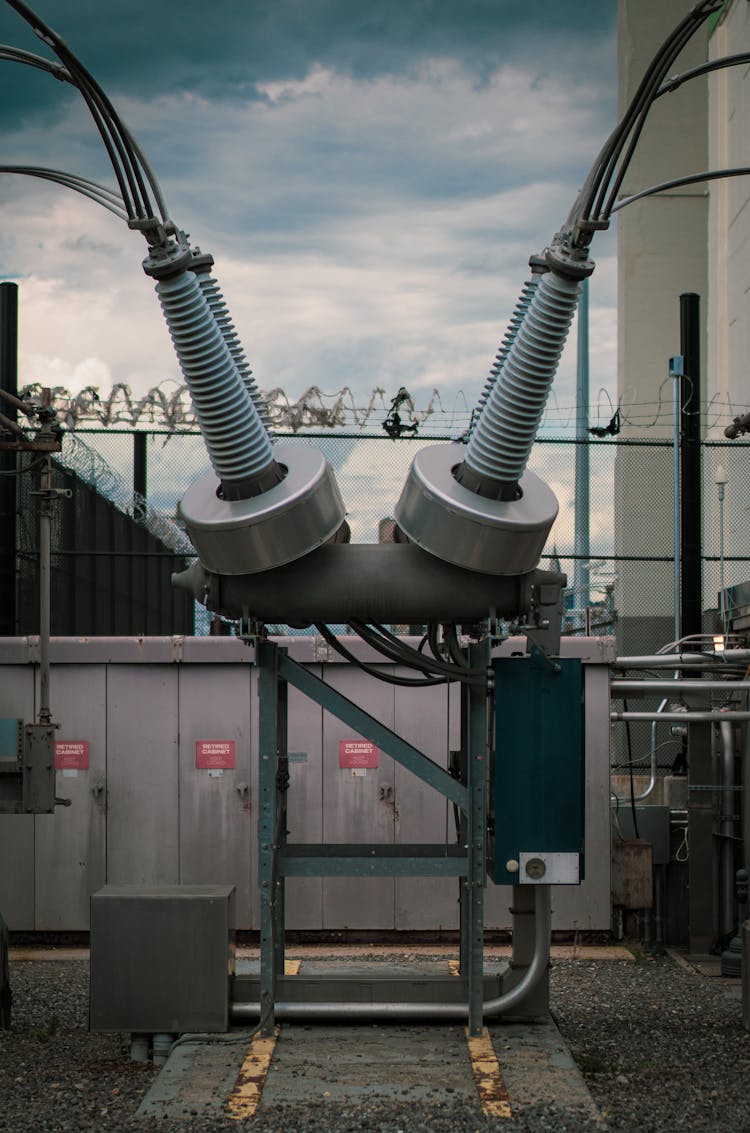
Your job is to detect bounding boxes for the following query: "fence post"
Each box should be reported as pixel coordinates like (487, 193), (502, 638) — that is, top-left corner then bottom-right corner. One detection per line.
(679, 293), (702, 642)
(133, 431), (147, 522)
(0, 283), (18, 635)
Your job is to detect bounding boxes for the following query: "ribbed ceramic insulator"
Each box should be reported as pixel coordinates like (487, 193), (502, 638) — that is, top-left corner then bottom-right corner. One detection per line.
(196, 272), (274, 433)
(472, 277), (540, 426)
(463, 270), (581, 485)
(155, 269), (275, 485)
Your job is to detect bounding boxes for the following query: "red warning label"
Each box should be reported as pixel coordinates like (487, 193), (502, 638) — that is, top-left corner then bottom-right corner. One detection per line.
(338, 740), (379, 769)
(196, 740), (236, 769)
(54, 740), (90, 770)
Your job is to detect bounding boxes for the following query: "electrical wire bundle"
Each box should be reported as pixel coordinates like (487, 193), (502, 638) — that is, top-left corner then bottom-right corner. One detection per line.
(567, 0), (732, 243)
(314, 621), (486, 687)
(1, 0), (171, 239)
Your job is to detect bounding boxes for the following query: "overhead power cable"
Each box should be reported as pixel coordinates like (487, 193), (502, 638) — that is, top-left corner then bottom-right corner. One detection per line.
(567, 0), (725, 238)
(3, 1), (170, 235)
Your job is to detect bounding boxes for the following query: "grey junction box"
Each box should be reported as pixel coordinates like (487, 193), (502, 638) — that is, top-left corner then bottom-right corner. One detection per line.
(90, 884), (235, 1033)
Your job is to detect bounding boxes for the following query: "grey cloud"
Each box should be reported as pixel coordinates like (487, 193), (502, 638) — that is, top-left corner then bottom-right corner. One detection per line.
(0, 1), (616, 128)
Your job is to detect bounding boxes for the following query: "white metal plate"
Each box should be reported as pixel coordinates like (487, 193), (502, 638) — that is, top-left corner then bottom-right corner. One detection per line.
(519, 852), (580, 885)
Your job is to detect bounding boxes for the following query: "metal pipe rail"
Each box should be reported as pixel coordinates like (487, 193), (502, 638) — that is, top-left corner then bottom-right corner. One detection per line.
(613, 652), (750, 669)
(612, 710), (750, 723)
(230, 885), (551, 1023)
(611, 680), (750, 695)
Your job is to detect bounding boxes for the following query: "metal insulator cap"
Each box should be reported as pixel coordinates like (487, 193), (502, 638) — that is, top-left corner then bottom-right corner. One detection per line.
(394, 443), (558, 576)
(178, 443), (346, 575)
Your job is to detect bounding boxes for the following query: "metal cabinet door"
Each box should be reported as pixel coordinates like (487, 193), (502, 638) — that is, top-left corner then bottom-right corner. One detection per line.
(106, 664), (179, 885)
(179, 664), (254, 927)
(485, 661), (611, 931)
(321, 662), (396, 930)
(0, 668), (35, 929)
(35, 664), (107, 929)
(394, 680), (457, 930)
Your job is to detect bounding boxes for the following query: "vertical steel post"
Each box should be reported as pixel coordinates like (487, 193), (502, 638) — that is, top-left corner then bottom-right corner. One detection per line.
(671, 359), (682, 645)
(274, 673), (288, 978)
(574, 277), (590, 617)
(37, 454), (52, 725)
(257, 639), (280, 1033)
(0, 283), (18, 636)
(133, 431), (147, 522)
(458, 680), (470, 977)
(717, 470), (726, 632)
(466, 639), (489, 1036)
(679, 293), (702, 644)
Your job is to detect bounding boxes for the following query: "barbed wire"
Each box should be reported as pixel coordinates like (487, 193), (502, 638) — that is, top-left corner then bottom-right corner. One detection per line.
(19, 381), (463, 434)
(55, 431), (195, 555)
(18, 380), (750, 438)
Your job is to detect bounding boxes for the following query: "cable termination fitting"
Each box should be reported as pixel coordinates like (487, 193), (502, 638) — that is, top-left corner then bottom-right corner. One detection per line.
(544, 231), (595, 282)
(142, 238), (193, 280)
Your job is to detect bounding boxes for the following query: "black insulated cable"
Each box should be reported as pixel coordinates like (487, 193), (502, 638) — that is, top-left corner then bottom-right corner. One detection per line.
(350, 620), (484, 684)
(4, 0), (160, 225)
(570, 0), (722, 231)
(0, 43), (170, 224)
(589, 17), (699, 222)
(314, 624), (448, 688)
(444, 623), (470, 671)
(350, 619), (460, 679)
(598, 18), (704, 220)
(0, 166), (128, 219)
(656, 52), (750, 97)
(610, 167), (750, 214)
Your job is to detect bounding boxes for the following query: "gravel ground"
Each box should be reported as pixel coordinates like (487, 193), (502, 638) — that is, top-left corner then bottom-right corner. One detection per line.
(0, 949), (748, 1132)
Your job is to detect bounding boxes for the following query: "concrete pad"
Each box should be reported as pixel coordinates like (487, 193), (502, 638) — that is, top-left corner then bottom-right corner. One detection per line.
(136, 1016), (603, 1124)
(9, 947), (89, 961)
(260, 1024), (473, 1104)
(491, 1017), (604, 1121)
(136, 1040), (247, 1120)
(667, 949), (741, 979)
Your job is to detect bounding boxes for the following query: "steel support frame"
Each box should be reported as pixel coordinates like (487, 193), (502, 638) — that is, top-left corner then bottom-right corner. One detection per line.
(255, 637), (491, 1036)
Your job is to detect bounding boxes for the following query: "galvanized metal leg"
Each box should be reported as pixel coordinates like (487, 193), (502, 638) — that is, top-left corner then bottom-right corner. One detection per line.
(274, 676), (288, 979)
(257, 640), (282, 1034)
(466, 640), (489, 1036)
(458, 685), (470, 977)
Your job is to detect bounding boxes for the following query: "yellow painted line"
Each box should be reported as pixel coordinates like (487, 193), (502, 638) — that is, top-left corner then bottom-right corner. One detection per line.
(466, 1027), (512, 1119)
(448, 959), (460, 976)
(284, 958), (301, 975)
(226, 1026), (280, 1121)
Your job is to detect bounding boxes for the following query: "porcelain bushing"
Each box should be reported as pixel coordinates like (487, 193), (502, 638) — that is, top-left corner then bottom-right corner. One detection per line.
(394, 443), (558, 576)
(178, 443), (346, 575)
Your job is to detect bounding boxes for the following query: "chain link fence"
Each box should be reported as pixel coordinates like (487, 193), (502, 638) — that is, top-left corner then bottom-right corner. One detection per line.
(23, 427), (750, 642)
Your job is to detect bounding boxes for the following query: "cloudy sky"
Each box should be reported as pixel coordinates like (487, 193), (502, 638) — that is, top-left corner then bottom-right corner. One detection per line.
(0, 0), (619, 435)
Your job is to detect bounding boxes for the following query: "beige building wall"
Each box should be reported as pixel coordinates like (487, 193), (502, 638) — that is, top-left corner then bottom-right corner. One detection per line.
(706, 0), (750, 610)
(615, 0), (709, 652)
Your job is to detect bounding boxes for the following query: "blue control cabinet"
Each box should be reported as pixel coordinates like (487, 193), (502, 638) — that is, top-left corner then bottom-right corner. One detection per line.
(491, 653), (585, 886)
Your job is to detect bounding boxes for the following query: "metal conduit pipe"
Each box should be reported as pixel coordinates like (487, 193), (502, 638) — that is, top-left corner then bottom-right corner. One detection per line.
(613, 711), (750, 723)
(638, 699), (667, 803)
(613, 652), (750, 669)
(719, 720), (737, 939)
(612, 680), (750, 694)
(638, 700), (669, 801)
(611, 694), (680, 807)
(230, 885), (551, 1023)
